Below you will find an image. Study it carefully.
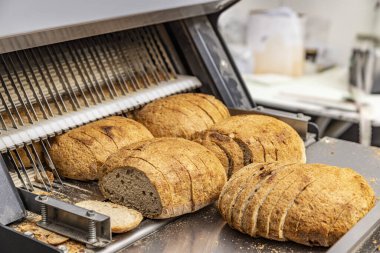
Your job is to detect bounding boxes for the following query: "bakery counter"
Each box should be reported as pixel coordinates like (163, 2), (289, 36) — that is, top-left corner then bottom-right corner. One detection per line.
(123, 137), (380, 253)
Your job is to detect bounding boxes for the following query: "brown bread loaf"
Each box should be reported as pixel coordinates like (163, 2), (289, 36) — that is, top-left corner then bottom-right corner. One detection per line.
(194, 115), (306, 176)
(134, 93), (230, 139)
(218, 162), (375, 247)
(10, 143), (43, 168)
(49, 116), (153, 181)
(99, 137), (227, 219)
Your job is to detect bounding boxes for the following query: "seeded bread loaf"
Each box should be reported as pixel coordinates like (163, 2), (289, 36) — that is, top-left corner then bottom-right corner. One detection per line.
(135, 93), (230, 139)
(218, 162), (375, 247)
(99, 137), (227, 219)
(194, 115), (306, 176)
(49, 116), (153, 181)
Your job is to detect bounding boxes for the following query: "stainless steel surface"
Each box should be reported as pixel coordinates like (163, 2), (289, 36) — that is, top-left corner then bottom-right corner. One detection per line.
(94, 219), (176, 253)
(124, 138), (380, 253)
(35, 194), (112, 248)
(229, 106), (311, 140)
(0, 155), (26, 225)
(125, 205), (324, 253)
(0, 0), (233, 54)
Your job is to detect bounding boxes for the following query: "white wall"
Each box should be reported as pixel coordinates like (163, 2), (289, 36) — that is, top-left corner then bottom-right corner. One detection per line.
(219, 0), (377, 66)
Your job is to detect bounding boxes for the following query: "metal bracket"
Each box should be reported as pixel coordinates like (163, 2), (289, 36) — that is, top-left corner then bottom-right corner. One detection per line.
(0, 156), (26, 225)
(18, 189), (111, 248)
(229, 106), (311, 140)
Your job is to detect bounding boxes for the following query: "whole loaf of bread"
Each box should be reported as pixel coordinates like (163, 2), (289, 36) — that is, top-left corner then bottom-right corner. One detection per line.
(135, 93), (230, 139)
(218, 162), (375, 247)
(99, 137), (227, 219)
(194, 115), (306, 177)
(49, 116), (153, 181)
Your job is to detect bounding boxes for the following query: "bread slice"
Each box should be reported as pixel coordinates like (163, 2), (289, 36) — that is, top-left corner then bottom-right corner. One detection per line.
(136, 104), (193, 138)
(199, 115), (306, 176)
(136, 99), (207, 139)
(192, 93), (230, 119)
(176, 93), (224, 123)
(100, 159), (170, 218)
(135, 93), (229, 139)
(141, 138), (226, 211)
(174, 97), (216, 126)
(265, 164), (321, 241)
(193, 138), (230, 175)
(89, 117), (153, 149)
(256, 164), (300, 239)
(217, 164), (254, 220)
(122, 138), (213, 213)
(130, 151), (191, 217)
(196, 131), (245, 176)
(243, 163), (300, 236)
(228, 163), (272, 229)
(75, 200), (143, 233)
(77, 127), (118, 153)
(240, 163), (296, 236)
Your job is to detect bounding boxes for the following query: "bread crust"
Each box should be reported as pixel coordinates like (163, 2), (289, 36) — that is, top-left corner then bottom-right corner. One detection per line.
(197, 115), (306, 176)
(100, 137), (226, 219)
(218, 162), (375, 247)
(49, 116), (153, 181)
(75, 200), (143, 233)
(135, 93), (229, 139)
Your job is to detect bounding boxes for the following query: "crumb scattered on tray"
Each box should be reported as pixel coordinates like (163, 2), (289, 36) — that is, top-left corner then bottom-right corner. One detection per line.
(11, 214), (85, 253)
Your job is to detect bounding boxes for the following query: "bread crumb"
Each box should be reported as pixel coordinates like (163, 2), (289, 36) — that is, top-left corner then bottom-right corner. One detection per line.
(373, 239), (378, 244)
(257, 244), (265, 250)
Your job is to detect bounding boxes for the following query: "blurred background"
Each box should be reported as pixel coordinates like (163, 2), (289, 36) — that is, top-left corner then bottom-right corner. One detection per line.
(218, 0), (380, 147)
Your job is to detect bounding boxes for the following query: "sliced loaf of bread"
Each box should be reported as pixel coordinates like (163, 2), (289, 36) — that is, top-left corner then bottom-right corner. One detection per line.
(99, 137), (227, 219)
(194, 115), (306, 176)
(218, 162), (375, 247)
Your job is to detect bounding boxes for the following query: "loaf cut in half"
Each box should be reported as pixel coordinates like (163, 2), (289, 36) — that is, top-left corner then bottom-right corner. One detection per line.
(193, 115), (306, 177)
(75, 200), (143, 233)
(134, 93), (230, 139)
(218, 162), (375, 247)
(99, 137), (227, 219)
(49, 116), (153, 181)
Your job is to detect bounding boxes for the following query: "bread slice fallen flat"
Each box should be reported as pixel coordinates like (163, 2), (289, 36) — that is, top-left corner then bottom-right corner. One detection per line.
(76, 200), (143, 233)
